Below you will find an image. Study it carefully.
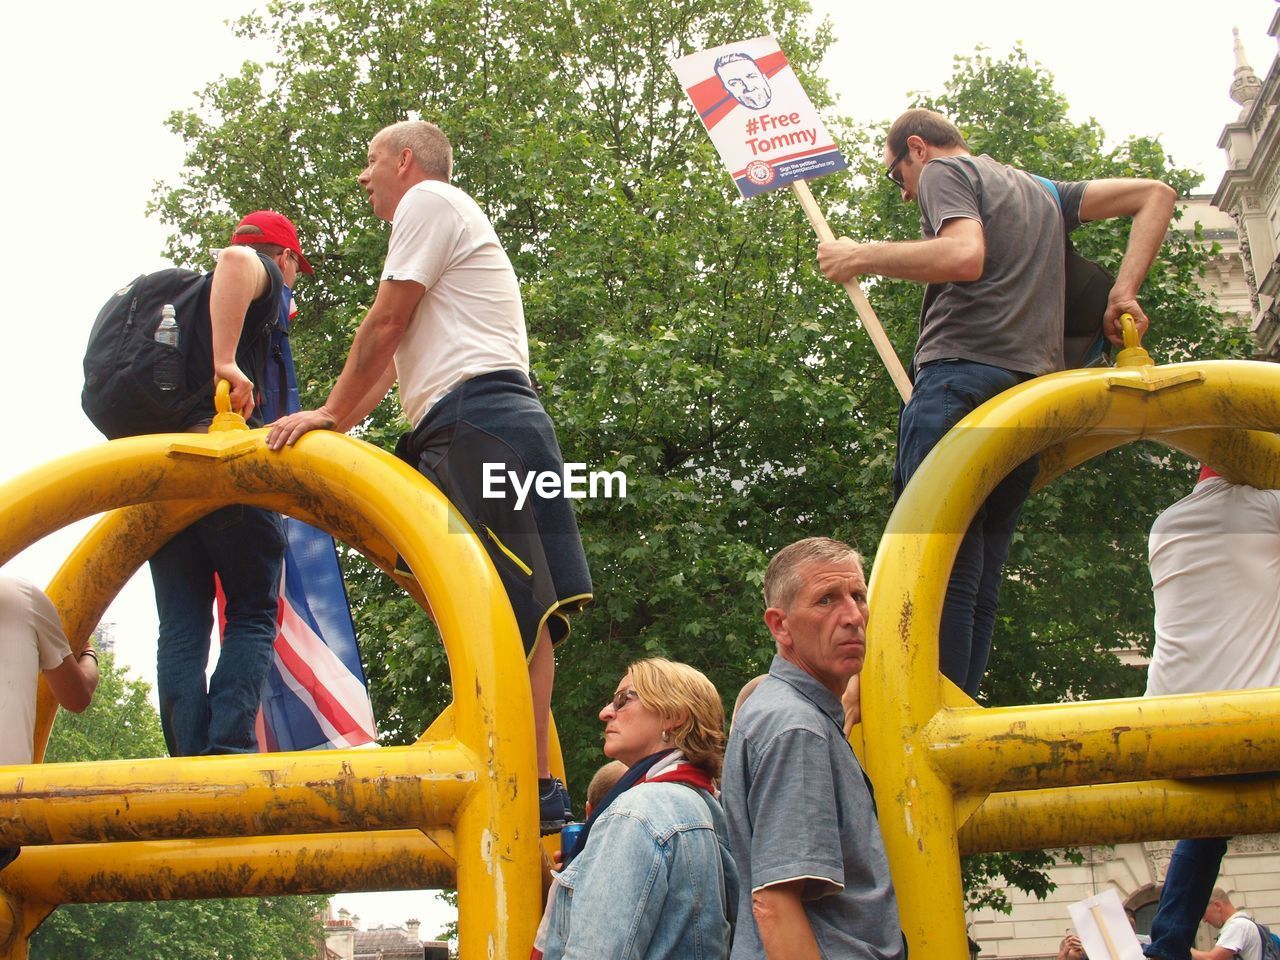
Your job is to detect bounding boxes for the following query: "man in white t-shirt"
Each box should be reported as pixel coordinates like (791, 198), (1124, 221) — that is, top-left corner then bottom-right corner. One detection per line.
(267, 120), (592, 832)
(0, 576), (101, 868)
(1143, 467), (1280, 960)
(1193, 889), (1263, 960)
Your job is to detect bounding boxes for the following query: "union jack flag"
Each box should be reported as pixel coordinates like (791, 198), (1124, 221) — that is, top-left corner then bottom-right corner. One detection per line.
(222, 289), (377, 751)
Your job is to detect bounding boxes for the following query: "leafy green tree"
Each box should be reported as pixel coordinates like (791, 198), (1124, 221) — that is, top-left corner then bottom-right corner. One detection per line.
(31, 896), (325, 960)
(148, 5), (1241, 915)
(148, 0), (871, 763)
(41, 647), (165, 764)
(29, 653), (326, 960)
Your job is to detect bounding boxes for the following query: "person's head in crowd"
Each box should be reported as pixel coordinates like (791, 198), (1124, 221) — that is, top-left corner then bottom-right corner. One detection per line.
(732, 674), (767, 723)
(763, 536), (869, 698)
(600, 657), (726, 779)
(228, 210), (314, 287)
(883, 108), (970, 202)
(584, 759), (626, 816)
(1203, 887), (1238, 928)
(358, 120), (453, 222)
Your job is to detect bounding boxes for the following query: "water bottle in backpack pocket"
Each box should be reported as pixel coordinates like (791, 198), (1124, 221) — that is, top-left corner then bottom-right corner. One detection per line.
(82, 268), (210, 439)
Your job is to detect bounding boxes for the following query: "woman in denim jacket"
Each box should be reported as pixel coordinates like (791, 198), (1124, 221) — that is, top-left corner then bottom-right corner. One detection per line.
(541, 657), (738, 960)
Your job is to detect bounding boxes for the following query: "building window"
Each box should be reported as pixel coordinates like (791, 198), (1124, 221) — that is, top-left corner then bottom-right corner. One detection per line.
(1133, 901), (1160, 937)
(1126, 884), (1162, 938)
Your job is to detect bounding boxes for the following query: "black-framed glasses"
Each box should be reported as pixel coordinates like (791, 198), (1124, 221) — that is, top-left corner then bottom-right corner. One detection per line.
(885, 144), (909, 188)
(605, 688), (639, 713)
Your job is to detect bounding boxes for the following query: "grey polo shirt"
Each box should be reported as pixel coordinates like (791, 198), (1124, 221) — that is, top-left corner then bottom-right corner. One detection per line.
(722, 655), (903, 959)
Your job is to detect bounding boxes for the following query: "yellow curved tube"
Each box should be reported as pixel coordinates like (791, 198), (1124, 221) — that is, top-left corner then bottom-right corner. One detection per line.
(863, 357), (1280, 957)
(0, 421), (540, 959)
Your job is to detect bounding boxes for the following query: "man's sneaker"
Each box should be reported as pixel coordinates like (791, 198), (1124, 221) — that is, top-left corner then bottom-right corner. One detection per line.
(538, 777), (572, 835)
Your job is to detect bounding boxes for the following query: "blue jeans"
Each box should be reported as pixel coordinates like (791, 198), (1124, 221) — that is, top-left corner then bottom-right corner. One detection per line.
(1143, 837), (1229, 960)
(894, 360), (1038, 697)
(150, 505), (285, 756)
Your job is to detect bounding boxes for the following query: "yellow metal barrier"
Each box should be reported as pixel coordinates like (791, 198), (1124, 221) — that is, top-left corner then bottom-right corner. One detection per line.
(3, 344), (1279, 958)
(864, 345), (1280, 956)
(0, 397), (542, 957)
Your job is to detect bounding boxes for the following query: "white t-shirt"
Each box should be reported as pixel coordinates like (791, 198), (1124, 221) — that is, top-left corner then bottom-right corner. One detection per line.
(382, 180), (530, 427)
(1216, 911), (1263, 960)
(1145, 478), (1280, 697)
(0, 577), (73, 765)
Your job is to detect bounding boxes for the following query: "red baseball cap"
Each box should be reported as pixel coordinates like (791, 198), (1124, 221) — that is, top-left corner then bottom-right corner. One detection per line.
(230, 210), (314, 274)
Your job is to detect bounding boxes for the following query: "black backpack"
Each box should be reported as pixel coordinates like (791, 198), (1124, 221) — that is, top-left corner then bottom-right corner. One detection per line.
(1033, 175), (1115, 369)
(82, 269), (210, 439)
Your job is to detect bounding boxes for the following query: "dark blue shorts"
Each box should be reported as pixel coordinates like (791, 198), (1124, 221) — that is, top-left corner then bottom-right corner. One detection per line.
(395, 370), (593, 654)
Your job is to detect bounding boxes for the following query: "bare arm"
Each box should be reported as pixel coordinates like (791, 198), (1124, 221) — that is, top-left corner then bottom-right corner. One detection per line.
(1190, 947), (1237, 960)
(841, 673), (861, 735)
(44, 651), (100, 714)
(752, 881), (823, 960)
(210, 246), (274, 419)
(334, 361), (399, 433)
(817, 217), (985, 285)
(1078, 178), (1177, 343)
(267, 279), (424, 449)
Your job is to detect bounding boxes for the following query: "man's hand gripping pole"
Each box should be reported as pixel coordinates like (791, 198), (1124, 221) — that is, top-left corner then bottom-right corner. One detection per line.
(791, 179), (913, 402)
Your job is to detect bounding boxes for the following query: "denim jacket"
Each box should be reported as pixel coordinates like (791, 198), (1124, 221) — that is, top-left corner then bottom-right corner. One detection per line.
(541, 781), (738, 960)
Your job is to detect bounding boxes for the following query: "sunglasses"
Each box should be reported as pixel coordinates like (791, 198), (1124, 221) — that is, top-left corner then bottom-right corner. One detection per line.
(605, 688), (639, 713)
(885, 144), (909, 189)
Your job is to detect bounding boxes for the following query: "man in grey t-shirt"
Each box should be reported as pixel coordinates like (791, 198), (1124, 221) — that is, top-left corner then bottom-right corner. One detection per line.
(722, 537), (903, 959)
(817, 108), (1176, 697)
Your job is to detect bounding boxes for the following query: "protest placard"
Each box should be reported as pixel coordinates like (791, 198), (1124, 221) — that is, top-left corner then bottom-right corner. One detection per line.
(671, 35), (847, 198)
(1068, 888), (1145, 960)
(673, 37), (912, 400)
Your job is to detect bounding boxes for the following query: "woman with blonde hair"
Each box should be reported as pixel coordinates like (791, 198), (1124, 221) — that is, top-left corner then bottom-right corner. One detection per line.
(540, 657), (737, 959)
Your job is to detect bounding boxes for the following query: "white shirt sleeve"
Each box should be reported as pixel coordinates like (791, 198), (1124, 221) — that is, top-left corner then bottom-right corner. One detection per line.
(29, 583), (73, 670)
(1216, 914), (1261, 959)
(382, 187), (465, 290)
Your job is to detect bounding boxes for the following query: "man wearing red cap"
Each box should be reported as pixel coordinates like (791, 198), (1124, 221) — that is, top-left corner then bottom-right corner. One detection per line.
(267, 121), (593, 832)
(149, 210), (312, 758)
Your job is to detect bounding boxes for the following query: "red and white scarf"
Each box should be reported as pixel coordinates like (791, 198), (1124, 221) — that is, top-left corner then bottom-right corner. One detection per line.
(531, 750), (714, 958)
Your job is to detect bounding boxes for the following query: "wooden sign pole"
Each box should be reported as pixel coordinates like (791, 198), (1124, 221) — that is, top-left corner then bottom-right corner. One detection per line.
(1089, 904), (1120, 960)
(791, 179), (913, 402)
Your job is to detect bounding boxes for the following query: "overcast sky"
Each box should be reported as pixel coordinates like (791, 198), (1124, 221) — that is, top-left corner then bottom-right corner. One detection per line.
(0, 0), (1272, 936)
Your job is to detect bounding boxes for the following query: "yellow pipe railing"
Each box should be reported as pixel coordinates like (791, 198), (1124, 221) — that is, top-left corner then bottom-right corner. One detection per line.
(960, 776), (1280, 854)
(2, 346), (1279, 959)
(925, 687), (1280, 793)
(2, 829), (457, 904)
(0, 395), (542, 958)
(864, 344), (1280, 957)
(0, 744), (476, 846)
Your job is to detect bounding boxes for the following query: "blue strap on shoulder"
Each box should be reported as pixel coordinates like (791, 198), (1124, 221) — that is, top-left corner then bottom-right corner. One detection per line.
(1033, 174), (1062, 211)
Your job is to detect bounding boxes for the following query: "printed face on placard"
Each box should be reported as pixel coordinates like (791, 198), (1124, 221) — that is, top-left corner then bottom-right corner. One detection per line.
(715, 54), (772, 110)
(673, 36), (848, 198)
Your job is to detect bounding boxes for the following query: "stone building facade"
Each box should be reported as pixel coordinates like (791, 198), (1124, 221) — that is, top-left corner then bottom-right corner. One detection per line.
(1213, 13), (1280, 359)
